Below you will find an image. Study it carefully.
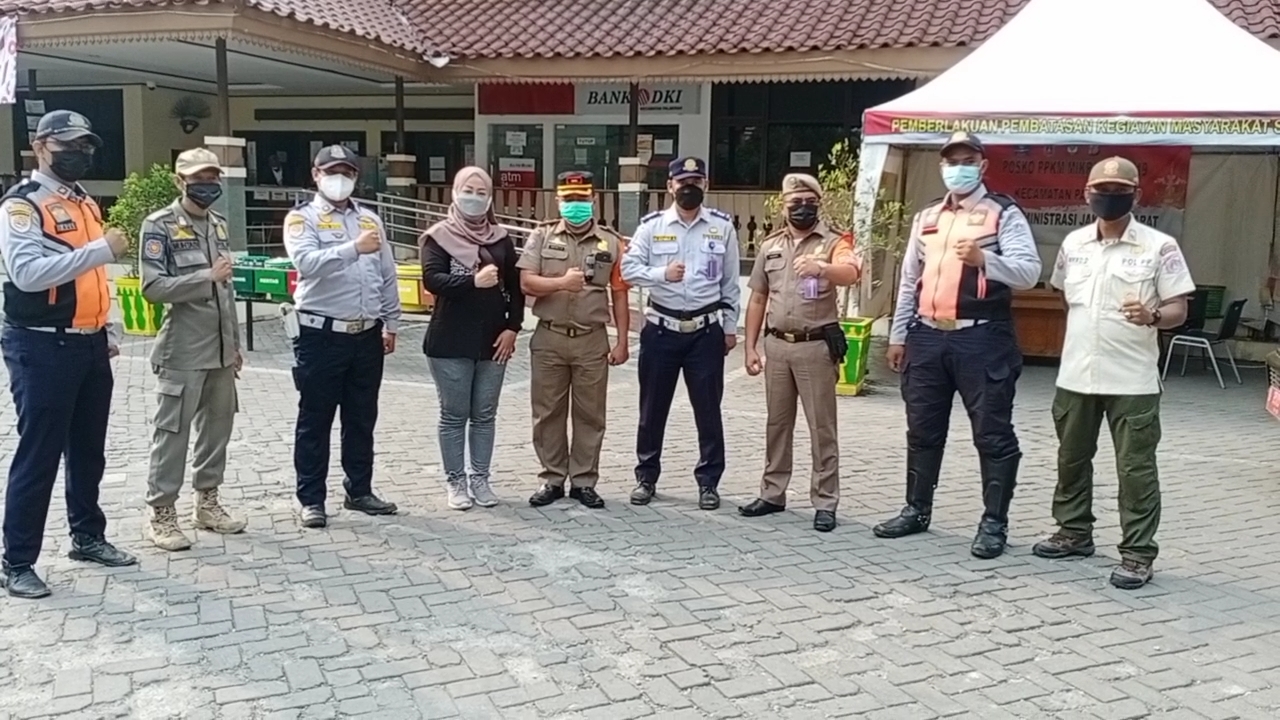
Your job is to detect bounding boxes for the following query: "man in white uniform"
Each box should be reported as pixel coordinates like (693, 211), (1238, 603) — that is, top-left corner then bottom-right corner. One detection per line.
(1033, 156), (1195, 590)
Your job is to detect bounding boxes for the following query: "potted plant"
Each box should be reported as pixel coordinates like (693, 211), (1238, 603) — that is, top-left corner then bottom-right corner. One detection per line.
(764, 139), (911, 394)
(106, 163), (180, 336)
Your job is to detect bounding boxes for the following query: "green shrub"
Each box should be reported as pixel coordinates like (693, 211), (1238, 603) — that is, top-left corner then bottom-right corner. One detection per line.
(106, 164), (179, 275)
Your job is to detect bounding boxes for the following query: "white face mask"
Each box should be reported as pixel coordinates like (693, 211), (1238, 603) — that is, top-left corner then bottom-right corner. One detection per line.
(455, 192), (490, 218)
(318, 173), (355, 202)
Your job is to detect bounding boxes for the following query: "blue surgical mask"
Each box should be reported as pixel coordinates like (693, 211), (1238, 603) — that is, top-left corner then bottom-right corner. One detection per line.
(455, 193), (490, 218)
(941, 164), (982, 194)
(559, 200), (594, 226)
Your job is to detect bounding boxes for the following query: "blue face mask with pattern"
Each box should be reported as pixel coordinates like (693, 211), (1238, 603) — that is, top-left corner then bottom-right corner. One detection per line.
(941, 164), (982, 194)
(559, 201), (594, 226)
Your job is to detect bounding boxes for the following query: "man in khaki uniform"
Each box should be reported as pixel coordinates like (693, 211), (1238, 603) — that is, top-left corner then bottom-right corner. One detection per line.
(1034, 156), (1194, 590)
(739, 174), (860, 532)
(140, 147), (246, 551)
(519, 171), (630, 508)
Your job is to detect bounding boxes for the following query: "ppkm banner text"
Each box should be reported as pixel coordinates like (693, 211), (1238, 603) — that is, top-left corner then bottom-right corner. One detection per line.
(983, 145), (1192, 245)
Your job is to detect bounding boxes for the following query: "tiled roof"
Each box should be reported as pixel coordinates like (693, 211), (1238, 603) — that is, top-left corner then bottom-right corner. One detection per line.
(5, 0), (1280, 62)
(0, 0), (428, 53)
(405, 0), (1280, 59)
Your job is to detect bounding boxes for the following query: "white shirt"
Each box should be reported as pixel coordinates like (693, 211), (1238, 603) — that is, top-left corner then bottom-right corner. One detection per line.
(1051, 217), (1196, 395)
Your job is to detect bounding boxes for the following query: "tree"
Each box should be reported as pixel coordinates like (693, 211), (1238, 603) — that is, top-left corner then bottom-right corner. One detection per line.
(106, 164), (180, 276)
(764, 139), (911, 318)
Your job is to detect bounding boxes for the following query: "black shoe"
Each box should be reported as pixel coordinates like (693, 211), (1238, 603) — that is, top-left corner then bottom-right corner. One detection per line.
(814, 510), (837, 533)
(68, 535), (137, 567)
(738, 498), (785, 517)
(970, 452), (1020, 559)
(529, 484), (565, 507)
(874, 445), (944, 539)
(344, 494), (398, 516)
(1, 565), (50, 599)
(630, 481), (656, 505)
(299, 505), (327, 528)
(569, 486), (605, 509)
(698, 487), (720, 510)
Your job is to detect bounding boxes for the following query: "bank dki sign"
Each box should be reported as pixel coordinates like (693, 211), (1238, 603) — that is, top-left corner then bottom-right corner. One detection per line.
(575, 84), (699, 115)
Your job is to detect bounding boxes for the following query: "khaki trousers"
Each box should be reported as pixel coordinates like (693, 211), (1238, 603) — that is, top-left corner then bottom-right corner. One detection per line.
(760, 335), (840, 511)
(146, 366), (238, 507)
(530, 324), (610, 488)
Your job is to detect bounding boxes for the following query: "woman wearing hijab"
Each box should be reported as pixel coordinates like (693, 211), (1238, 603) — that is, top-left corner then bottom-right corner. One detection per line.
(421, 167), (524, 510)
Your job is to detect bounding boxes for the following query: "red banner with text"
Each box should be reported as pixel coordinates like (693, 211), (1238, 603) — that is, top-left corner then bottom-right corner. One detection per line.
(984, 144), (1192, 245)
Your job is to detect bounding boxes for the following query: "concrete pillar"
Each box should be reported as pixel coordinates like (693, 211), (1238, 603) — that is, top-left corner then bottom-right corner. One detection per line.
(383, 154), (416, 198)
(204, 135), (248, 252)
(19, 150), (35, 178)
(617, 156), (647, 236)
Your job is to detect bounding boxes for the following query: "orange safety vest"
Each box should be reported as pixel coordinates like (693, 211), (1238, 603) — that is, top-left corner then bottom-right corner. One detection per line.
(1, 179), (110, 330)
(915, 192), (1015, 322)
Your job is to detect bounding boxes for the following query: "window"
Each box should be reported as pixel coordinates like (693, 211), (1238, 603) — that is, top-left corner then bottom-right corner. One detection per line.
(552, 124), (679, 190)
(709, 80), (914, 189)
(379, 131), (475, 184)
(11, 90), (126, 181)
(488, 124), (543, 189)
(239, 131), (366, 188)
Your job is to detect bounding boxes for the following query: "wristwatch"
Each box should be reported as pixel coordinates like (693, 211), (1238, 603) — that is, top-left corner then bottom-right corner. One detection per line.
(1148, 309), (1162, 327)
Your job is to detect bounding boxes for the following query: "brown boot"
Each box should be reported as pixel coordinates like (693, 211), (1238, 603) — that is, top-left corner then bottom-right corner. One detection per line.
(149, 505), (192, 552)
(193, 489), (247, 534)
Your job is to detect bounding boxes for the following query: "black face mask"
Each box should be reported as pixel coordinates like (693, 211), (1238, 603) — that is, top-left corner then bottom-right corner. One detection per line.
(787, 205), (819, 230)
(185, 182), (223, 209)
(1089, 192), (1135, 221)
(674, 184), (704, 210)
(49, 150), (93, 183)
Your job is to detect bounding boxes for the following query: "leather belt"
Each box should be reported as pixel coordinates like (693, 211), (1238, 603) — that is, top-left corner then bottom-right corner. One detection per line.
(22, 326), (103, 335)
(538, 320), (598, 338)
(919, 318), (988, 332)
(298, 312), (378, 334)
(766, 328), (824, 343)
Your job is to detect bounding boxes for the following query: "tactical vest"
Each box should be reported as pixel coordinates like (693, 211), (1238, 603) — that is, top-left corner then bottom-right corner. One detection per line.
(915, 193), (1015, 322)
(2, 179), (110, 330)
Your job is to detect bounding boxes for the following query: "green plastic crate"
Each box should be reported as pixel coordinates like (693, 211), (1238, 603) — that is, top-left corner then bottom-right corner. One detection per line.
(1198, 284), (1226, 318)
(254, 268), (289, 296)
(232, 266), (256, 297)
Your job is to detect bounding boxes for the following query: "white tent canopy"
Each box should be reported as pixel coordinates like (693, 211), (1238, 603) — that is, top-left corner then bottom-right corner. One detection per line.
(861, 0), (1280, 148)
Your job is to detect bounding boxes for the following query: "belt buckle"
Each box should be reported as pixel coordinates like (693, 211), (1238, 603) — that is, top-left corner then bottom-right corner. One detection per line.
(566, 327), (579, 338)
(783, 332), (796, 342)
(934, 319), (957, 331)
(678, 319), (696, 333)
(344, 321), (363, 334)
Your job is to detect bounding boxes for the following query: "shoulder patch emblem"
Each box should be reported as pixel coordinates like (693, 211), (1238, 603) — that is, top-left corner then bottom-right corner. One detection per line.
(286, 215), (305, 239)
(143, 235), (165, 260)
(6, 203), (32, 233)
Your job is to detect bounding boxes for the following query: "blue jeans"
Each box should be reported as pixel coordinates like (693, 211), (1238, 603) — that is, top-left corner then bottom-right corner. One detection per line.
(427, 357), (506, 483)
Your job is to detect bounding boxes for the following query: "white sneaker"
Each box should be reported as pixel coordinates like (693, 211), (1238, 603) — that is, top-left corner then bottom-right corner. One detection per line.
(446, 479), (472, 510)
(469, 476), (499, 507)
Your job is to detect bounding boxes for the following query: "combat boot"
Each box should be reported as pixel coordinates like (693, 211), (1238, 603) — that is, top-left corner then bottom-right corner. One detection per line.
(873, 446), (944, 538)
(193, 488), (248, 534)
(971, 452), (1020, 559)
(149, 505), (192, 551)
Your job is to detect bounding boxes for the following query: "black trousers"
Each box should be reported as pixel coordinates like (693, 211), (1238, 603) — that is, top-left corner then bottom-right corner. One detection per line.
(292, 324), (384, 507)
(635, 321), (726, 487)
(2, 327), (112, 569)
(902, 320), (1022, 458)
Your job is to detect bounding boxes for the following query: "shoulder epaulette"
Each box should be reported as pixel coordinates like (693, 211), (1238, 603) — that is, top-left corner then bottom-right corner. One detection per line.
(291, 198), (310, 210)
(143, 206), (174, 223)
(985, 192), (1017, 209)
(708, 208), (733, 222)
(2, 179), (38, 202)
(639, 210), (663, 224)
(536, 219), (559, 227)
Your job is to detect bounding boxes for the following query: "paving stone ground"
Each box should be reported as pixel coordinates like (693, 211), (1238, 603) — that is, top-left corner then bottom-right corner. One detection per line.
(0, 316), (1278, 719)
